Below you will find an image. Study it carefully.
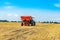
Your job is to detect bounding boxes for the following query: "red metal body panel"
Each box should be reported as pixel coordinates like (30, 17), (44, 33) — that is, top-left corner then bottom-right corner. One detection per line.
(23, 21), (29, 26)
(21, 16), (32, 21)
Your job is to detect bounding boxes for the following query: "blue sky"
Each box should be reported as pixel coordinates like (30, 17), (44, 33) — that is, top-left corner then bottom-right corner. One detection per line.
(0, 0), (60, 22)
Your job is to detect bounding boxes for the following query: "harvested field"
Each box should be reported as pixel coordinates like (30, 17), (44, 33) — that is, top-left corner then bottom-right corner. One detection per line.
(0, 22), (60, 40)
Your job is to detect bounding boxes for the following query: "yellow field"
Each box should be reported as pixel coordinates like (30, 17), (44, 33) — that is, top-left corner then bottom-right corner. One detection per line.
(0, 22), (60, 40)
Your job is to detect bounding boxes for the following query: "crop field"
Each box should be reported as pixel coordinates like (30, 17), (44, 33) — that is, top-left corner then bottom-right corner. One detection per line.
(0, 22), (60, 40)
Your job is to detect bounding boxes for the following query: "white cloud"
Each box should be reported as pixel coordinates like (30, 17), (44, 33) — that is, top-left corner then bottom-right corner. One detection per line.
(14, 14), (19, 17)
(1, 7), (60, 21)
(7, 13), (19, 17)
(7, 13), (12, 16)
(4, 6), (13, 9)
(0, 16), (2, 19)
(56, 18), (60, 20)
(54, 4), (60, 8)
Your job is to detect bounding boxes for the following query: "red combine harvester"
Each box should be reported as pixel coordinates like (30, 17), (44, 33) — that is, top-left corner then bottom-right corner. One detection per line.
(21, 16), (35, 26)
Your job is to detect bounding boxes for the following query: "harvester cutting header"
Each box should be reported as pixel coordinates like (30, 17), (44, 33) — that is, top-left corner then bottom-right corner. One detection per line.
(20, 16), (36, 26)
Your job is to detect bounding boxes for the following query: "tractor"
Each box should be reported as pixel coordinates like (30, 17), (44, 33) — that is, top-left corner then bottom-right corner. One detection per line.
(20, 16), (35, 26)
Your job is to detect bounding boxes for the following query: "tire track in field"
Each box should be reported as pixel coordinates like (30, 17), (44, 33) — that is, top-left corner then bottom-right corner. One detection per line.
(2, 28), (37, 40)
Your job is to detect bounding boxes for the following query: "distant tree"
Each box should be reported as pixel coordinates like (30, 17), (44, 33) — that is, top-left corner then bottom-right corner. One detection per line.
(53, 22), (58, 24)
(18, 21), (22, 22)
(0, 20), (9, 22)
(11, 21), (17, 22)
(49, 21), (53, 23)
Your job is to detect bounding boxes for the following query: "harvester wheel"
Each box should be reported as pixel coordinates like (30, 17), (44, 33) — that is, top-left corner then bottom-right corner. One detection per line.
(33, 21), (35, 26)
(31, 21), (35, 26)
(31, 23), (33, 26)
(21, 22), (23, 26)
(28, 23), (30, 26)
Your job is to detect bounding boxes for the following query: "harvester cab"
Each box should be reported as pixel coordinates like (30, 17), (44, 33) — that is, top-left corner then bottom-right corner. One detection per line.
(20, 16), (35, 26)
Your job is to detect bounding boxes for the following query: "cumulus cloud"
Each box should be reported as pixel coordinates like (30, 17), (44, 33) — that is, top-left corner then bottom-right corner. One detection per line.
(14, 14), (19, 17)
(7, 13), (12, 16)
(54, 4), (60, 8)
(4, 6), (13, 9)
(7, 13), (19, 17)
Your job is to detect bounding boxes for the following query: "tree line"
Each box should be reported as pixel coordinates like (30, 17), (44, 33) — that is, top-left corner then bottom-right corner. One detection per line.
(0, 20), (60, 24)
(40, 21), (60, 24)
(0, 20), (21, 22)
